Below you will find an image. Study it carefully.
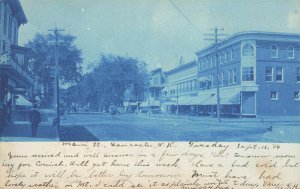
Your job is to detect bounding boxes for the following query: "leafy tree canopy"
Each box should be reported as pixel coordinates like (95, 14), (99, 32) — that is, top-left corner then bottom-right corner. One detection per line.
(65, 54), (148, 112)
(26, 33), (83, 85)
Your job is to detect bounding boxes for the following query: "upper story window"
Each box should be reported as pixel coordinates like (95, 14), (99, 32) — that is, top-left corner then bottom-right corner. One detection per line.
(8, 14), (12, 40)
(294, 91), (300, 100)
(271, 45), (278, 58)
(4, 7), (7, 34)
(225, 51), (230, 62)
(287, 46), (294, 59)
(233, 69), (236, 83)
(210, 74), (215, 87)
(270, 91), (278, 100)
(275, 67), (283, 82)
(212, 55), (216, 67)
(218, 72), (224, 85)
(220, 52), (225, 64)
(229, 70), (233, 84)
(2, 40), (6, 52)
(198, 60), (202, 70)
(297, 68), (300, 82)
(230, 49), (233, 61)
(242, 67), (254, 81)
(206, 57), (211, 68)
(242, 43), (255, 56)
(265, 67), (273, 82)
(203, 58), (206, 69)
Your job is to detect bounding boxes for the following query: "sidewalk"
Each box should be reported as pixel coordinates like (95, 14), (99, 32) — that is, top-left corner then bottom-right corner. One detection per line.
(0, 121), (59, 142)
(137, 113), (300, 126)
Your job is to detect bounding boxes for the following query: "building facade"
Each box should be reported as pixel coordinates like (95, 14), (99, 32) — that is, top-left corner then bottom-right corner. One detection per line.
(195, 31), (300, 117)
(0, 0), (32, 127)
(140, 68), (165, 113)
(162, 61), (198, 114)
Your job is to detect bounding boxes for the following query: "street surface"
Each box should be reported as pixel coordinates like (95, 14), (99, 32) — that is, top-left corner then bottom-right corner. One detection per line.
(1, 113), (299, 142)
(58, 113), (300, 142)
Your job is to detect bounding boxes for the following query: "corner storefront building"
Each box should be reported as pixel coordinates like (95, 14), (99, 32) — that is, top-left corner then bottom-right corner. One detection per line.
(196, 31), (300, 117)
(0, 0), (33, 129)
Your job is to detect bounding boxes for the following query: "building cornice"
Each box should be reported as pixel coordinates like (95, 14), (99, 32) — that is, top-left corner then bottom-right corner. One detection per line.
(166, 61), (196, 75)
(195, 31), (300, 57)
(5, 0), (27, 25)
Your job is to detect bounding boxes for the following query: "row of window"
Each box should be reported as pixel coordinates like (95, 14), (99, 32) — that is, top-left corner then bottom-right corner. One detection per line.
(242, 43), (296, 59)
(199, 69), (237, 89)
(270, 91), (300, 100)
(265, 67), (284, 82)
(199, 49), (234, 70)
(199, 43), (296, 71)
(166, 66), (300, 96)
(168, 79), (198, 96)
(168, 67), (299, 94)
(271, 45), (295, 59)
(265, 67), (300, 82)
(168, 70), (238, 94)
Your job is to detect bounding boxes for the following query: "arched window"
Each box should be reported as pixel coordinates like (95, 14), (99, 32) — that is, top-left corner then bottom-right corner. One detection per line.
(288, 46), (294, 59)
(242, 43), (255, 56)
(271, 45), (278, 58)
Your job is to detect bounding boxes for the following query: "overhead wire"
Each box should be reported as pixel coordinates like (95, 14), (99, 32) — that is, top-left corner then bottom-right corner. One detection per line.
(168, 0), (202, 33)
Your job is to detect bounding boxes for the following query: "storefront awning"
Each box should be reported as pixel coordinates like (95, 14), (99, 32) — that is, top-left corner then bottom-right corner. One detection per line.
(15, 95), (32, 107)
(188, 94), (213, 105)
(202, 91), (240, 105)
(140, 100), (160, 107)
(178, 96), (194, 105)
(162, 100), (176, 106)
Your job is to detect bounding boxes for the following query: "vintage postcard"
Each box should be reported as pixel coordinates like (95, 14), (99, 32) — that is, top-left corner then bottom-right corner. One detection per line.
(0, 0), (299, 188)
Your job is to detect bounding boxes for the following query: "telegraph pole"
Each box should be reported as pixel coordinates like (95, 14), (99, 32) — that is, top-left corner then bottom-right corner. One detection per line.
(48, 27), (64, 128)
(176, 84), (179, 117)
(204, 27), (228, 123)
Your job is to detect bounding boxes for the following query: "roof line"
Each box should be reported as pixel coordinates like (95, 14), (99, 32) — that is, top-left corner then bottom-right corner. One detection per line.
(195, 31), (300, 54)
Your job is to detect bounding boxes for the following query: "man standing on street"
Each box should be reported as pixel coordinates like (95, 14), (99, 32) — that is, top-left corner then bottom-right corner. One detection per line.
(29, 104), (41, 137)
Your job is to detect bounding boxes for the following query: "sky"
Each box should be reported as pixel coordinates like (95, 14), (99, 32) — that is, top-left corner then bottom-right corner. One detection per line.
(19, 0), (300, 72)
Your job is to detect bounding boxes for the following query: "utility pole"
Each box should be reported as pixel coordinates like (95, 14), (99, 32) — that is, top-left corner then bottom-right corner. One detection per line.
(204, 27), (228, 124)
(176, 84), (179, 117)
(147, 88), (150, 116)
(48, 27), (64, 128)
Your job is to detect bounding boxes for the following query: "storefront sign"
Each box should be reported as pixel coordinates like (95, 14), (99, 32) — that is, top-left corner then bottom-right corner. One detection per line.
(12, 87), (26, 94)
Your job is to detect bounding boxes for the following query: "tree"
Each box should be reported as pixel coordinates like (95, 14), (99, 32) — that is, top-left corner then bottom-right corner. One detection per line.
(66, 54), (148, 112)
(26, 33), (82, 107)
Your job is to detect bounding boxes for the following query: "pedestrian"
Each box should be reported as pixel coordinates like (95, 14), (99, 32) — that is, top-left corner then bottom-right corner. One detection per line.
(6, 99), (12, 125)
(29, 104), (41, 137)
